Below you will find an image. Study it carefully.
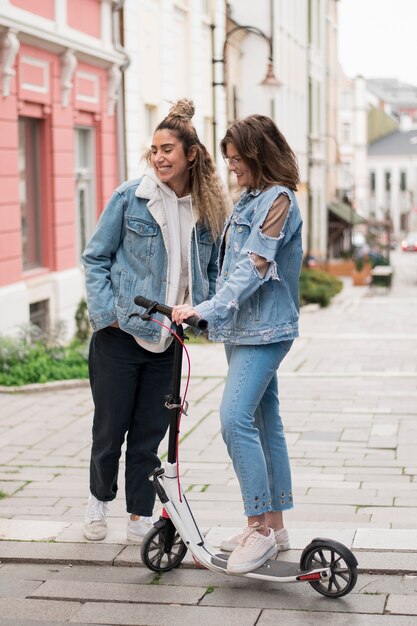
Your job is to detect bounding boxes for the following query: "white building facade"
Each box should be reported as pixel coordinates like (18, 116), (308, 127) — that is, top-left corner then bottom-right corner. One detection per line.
(122, 0), (227, 180)
(226, 0), (310, 251)
(368, 131), (417, 235)
(338, 72), (368, 217)
(122, 0), (343, 260)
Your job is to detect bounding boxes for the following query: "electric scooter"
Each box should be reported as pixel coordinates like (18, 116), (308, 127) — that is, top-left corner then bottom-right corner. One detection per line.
(132, 295), (358, 599)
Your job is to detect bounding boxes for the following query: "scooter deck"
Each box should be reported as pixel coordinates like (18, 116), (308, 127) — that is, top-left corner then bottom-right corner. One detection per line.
(211, 552), (307, 577)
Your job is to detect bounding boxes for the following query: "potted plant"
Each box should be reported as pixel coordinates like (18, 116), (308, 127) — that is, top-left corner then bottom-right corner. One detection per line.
(352, 255), (371, 286)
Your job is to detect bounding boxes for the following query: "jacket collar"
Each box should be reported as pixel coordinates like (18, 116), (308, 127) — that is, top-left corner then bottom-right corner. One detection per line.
(241, 187), (262, 198)
(135, 174), (157, 201)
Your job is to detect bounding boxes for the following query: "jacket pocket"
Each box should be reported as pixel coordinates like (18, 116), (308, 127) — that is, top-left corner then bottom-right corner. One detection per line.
(116, 269), (132, 312)
(125, 217), (158, 260)
(230, 216), (251, 257)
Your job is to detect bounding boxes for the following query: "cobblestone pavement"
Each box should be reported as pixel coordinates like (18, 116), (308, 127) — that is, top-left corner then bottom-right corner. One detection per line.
(0, 249), (417, 623)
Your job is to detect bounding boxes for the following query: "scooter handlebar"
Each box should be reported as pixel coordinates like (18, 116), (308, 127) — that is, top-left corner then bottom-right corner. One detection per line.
(134, 295), (208, 331)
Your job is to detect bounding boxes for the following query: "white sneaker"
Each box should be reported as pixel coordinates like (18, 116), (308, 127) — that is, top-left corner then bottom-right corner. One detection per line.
(127, 516), (156, 542)
(227, 522), (277, 574)
(83, 494), (108, 541)
(221, 527), (290, 553)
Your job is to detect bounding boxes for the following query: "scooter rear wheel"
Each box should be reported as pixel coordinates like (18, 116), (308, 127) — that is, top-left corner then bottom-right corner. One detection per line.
(300, 539), (358, 598)
(141, 520), (188, 573)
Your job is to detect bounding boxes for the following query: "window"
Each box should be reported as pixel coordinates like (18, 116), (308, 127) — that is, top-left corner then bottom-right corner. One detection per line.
(342, 122), (352, 144)
(173, 6), (189, 98)
(341, 162), (351, 189)
(342, 90), (353, 109)
(202, 0), (211, 18)
(30, 300), (49, 334)
(308, 0), (321, 47)
(385, 171), (391, 191)
(369, 171), (376, 193)
(400, 171), (407, 191)
(18, 117), (43, 270)
(204, 115), (213, 156)
(144, 104), (158, 141)
(308, 78), (322, 136)
(75, 127), (95, 259)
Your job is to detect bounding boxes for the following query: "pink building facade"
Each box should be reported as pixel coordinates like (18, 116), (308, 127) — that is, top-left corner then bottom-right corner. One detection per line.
(0, 0), (126, 336)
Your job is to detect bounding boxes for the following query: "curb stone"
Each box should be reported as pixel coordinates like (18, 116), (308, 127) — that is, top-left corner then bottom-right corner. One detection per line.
(0, 379), (90, 394)
(1, 540), (417, 575)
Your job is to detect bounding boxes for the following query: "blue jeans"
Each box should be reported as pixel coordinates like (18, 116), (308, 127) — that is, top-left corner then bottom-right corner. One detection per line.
(221, 341), (294, 517)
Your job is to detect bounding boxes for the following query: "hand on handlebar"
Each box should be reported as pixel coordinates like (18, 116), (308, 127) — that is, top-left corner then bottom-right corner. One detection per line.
(172, 304), (202, 326)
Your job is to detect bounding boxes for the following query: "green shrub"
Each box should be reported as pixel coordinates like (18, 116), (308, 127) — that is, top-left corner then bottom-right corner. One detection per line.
(300, 269), (343, 308)
(369, 254), (390, 268)
(75, 298), (91, 343)
(0, 337), (89, 386)
(354, 256), (365, 271)
(0, 318), (89, 387)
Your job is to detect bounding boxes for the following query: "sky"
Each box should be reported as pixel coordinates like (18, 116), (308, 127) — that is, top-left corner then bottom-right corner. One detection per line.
(338, 0), (417, 86)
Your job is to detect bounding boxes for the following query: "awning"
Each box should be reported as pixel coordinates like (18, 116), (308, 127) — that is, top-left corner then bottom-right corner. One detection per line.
(328, 202), (366, 225)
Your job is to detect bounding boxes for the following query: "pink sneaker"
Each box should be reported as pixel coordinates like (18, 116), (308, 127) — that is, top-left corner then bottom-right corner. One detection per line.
(226, 522), (277, 574)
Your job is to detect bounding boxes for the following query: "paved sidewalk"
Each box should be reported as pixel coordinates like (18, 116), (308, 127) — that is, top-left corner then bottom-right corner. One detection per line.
(1, 562), (417, 625)
(0, 250), (417, 622)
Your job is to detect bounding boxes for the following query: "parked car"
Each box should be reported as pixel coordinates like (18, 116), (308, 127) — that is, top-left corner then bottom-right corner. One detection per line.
(401, 232), (417, 252)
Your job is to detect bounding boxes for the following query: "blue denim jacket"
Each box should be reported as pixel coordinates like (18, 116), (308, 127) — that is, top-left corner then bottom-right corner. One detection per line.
(82, 177), (219, 342)
(195, 185), (303, 344)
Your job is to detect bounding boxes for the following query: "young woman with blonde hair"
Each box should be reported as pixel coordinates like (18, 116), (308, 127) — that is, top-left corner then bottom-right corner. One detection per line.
(82, 99), (230, 542)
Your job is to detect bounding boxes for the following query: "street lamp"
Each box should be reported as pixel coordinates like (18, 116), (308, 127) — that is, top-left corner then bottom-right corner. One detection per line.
(212, 24), (281, 89)
(210, 22), (281, 160)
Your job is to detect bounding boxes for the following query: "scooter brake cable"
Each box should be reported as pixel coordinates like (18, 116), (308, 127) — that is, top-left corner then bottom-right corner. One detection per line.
(147, 318), (191, 502)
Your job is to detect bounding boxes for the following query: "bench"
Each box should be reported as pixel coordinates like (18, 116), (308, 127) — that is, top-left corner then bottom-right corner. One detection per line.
(370, 265), (393, 290)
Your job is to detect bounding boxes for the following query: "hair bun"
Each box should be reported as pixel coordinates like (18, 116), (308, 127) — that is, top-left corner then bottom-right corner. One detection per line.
(167, 98), (195, 121)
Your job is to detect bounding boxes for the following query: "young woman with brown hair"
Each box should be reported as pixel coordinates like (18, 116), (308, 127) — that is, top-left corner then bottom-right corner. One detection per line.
(173, 114), (303, 574)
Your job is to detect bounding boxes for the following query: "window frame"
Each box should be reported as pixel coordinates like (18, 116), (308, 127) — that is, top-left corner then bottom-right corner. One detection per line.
(75, 125), (96, 260)
(17, 111), (49, 274)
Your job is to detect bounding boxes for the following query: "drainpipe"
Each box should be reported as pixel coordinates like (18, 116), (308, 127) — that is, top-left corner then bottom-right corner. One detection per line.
(269, 0), (275, 119)
(306, 1), (313, 261)
(112, 0), (130, 183)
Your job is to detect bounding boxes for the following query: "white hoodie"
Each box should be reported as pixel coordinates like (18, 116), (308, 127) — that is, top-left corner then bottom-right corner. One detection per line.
(134, 169), (196, 353)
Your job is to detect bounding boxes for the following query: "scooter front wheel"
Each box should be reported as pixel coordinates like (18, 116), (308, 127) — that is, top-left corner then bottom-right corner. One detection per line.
(300, 538), (358, 598)
(141, 519), (188, 573)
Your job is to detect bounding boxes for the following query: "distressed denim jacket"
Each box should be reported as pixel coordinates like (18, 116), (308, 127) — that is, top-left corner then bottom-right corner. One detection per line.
(195, 185), (303, 344)
(82, 177), (219, 343)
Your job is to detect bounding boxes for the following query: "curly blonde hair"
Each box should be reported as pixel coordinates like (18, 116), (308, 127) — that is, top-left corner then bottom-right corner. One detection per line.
(145, 99), (231, 238)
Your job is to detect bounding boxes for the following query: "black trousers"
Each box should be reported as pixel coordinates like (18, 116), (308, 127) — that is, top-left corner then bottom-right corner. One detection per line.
(88, 326), (174, 515)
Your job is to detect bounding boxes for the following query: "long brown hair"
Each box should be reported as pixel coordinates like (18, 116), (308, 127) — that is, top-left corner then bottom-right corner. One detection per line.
(145, 99), (230, 238)
(220, 114), (300, 191)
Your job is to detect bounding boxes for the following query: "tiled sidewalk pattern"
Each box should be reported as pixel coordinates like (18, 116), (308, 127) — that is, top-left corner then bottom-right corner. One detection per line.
(1, 250), (417, 623)
(1, 251), (416, 544)
(1, 562), (417, 625)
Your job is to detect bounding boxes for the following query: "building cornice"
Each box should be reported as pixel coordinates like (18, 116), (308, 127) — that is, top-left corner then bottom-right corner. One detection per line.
(0, 17), (126, 69)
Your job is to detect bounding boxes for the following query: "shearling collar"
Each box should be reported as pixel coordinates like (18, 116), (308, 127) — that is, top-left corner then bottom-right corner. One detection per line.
(135, 168), (179, 201)
(135, 173), (158, 200)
